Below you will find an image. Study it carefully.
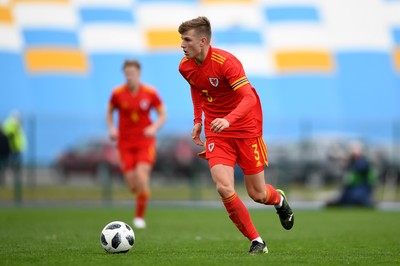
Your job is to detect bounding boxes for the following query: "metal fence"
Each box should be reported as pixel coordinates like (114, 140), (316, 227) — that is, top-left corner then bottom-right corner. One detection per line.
(1, 114), (399, 204)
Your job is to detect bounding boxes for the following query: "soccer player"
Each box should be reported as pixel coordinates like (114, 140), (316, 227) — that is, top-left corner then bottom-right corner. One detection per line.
(107, 60), (166, 229)
(178, 17), (294, 254)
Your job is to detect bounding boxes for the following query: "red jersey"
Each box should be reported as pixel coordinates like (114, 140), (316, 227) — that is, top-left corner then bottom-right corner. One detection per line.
(179, 46), (263, 138)
(109, 83), (163, 148)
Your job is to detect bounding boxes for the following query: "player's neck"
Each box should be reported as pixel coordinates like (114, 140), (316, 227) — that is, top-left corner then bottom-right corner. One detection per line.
(194, 45), (210, 65)
(128, 84), (139, 94)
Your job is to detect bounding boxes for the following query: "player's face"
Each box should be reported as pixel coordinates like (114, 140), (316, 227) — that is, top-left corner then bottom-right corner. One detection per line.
(180, 29), (204, 60)
(124, 66), (140, 89)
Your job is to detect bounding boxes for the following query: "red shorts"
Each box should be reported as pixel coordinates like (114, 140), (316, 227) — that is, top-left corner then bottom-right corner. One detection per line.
(205, 136), (268, 175)
(118, 140), (156, 173)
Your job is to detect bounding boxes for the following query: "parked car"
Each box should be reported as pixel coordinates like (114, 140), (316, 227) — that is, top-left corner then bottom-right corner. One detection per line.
(153, 135), (209, 179)
(55, 135), (209, 181)
(54, 138), (121, 179)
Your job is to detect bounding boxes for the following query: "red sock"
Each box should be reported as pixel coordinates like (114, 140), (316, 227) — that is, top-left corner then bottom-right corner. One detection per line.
(135, 191), (149, 218)
(222, 193), (259, 241)
(264, 184), (281, 205)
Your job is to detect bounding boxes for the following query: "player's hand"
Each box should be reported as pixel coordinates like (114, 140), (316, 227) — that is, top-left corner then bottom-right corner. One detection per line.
(144, 125), (157, 137)
(109, 127), (118, 141)
(210, 118), (229, 133)
(191, 123), (204, 146)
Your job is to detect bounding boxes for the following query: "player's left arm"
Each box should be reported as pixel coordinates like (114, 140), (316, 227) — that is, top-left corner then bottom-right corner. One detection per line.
(144, 89), (167, 137)
(224, 84), (256, 124)
(210, 85), (256, 133)
(210, 58), (256, 133)
(144, 104), (167, 137)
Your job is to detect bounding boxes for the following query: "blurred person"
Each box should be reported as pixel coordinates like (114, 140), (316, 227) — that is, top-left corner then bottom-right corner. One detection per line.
(326, 141), (377, 208)
(178, 16), (294, 255)
(0, 125), (11, 185)
(2, 110), (27, 170)
(373, 148), (391, 186)
(107, 60), (167, 229)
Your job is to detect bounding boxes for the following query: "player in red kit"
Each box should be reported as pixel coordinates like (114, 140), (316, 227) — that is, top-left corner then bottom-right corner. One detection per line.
(178, 16), (294, 254)
(107, 59), (166, 229)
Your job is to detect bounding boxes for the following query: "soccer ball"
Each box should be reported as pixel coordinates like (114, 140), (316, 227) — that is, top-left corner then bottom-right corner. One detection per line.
(100, 221), (135, 253)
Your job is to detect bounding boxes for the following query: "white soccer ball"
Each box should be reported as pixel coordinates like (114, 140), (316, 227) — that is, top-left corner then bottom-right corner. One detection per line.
(100, 221), (135, 253)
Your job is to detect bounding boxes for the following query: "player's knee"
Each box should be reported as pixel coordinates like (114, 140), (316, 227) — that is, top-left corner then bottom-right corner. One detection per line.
(215, 183), (234, 198)
(249, 191), (266, 203)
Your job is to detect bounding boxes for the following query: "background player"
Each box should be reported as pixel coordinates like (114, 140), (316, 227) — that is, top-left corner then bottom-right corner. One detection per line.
(107, 59), (166, 229)
(178, 16), (294, 254)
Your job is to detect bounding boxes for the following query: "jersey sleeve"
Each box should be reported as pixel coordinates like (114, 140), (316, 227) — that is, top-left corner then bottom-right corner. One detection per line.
(190, 85), (203, 125)
(109, 89), (118, 110)
(224, 86), (256, 124)
(222, 56), (256, 124)
(223, 56), (249, 91)
(151, 89), (163, 109)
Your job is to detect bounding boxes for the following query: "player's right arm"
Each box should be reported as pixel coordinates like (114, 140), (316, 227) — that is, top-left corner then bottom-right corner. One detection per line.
(106, 103), (118, 141)
(190, 86), (204, 146)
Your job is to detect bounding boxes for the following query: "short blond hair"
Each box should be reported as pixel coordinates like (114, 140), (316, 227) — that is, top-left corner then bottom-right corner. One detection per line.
(178, 16), (211, 40)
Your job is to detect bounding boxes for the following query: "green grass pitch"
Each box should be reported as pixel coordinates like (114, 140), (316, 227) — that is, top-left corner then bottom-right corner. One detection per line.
(0, 205), (399, 266)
